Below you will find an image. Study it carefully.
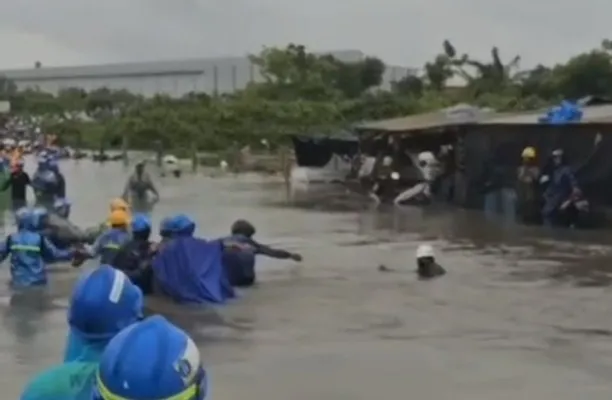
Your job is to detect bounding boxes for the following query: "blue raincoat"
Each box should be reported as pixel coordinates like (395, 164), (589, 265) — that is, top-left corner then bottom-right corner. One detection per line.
(542, 165), (578, 220)
(153, 215), (235, 304)
(20, 362), (97, 400)
(0, 210), (73, 287)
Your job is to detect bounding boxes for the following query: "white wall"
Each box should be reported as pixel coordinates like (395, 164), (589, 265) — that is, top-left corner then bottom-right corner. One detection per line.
(10, 59), (414, 97)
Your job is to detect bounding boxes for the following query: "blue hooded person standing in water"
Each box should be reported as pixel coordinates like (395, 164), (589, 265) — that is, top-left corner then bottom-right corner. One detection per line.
(0, 207), (74, 287)
(20, 265), (144, 400)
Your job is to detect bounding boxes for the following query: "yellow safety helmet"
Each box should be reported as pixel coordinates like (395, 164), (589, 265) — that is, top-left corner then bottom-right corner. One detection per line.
(521, 146), (536, 159)
(107, 209), (130, 227)
(109, 198), (130, 212)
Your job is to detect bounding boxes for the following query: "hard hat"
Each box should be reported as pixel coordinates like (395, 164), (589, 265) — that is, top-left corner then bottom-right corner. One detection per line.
(108, 209), (129, 226)
(109, 198), (129, 212)
(416, 244), (435, 259)
(521, 147), (536, 159)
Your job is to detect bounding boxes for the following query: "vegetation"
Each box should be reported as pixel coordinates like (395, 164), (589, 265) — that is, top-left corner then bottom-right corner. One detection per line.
(2, 40), (612, 153)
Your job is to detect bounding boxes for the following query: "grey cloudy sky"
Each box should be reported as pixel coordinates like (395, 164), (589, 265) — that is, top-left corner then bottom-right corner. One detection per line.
(0, 0), (609, 70)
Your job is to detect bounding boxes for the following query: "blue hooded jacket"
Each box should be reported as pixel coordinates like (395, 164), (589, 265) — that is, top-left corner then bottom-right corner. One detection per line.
(65, 265), (144, 362)
(0, 209), (73, 287)
(87, 228), (131, 265)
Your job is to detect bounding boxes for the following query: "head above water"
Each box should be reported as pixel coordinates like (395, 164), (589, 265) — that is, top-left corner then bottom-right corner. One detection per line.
(93, 315), (207, 400)
(108, 209), (130, 228)
(53, 197), (71, 219)
(231, 219), (256, 237)
(15, 208), (38, 231)
(31, 207), (48, 230)
(172, 214), (196, 237)
(68, 266), (143, 341)
(135, 161), (145, 175)
(131, 213), (151, 240)
(109, 198), (130, 213)
(416, 244), (435, 260)
(552, 148), (565, 165)
(521, 146), (536, 162)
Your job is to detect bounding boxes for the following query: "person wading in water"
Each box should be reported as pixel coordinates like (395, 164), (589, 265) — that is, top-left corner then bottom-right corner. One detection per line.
(121, 161), (159, 212)
(1, 159), (31, 211)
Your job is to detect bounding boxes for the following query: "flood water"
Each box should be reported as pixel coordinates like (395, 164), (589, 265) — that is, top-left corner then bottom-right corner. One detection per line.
(2, 159), (612, 399)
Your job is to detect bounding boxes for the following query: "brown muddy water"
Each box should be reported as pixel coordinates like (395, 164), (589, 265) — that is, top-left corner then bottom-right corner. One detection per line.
(1, 160), (612, 399)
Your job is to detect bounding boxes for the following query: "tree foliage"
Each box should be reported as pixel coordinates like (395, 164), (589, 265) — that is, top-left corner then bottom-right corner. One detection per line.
(1, 41), (612, 152)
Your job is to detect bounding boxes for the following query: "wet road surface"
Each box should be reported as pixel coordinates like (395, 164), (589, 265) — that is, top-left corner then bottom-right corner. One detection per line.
(2, 159), (612, 398)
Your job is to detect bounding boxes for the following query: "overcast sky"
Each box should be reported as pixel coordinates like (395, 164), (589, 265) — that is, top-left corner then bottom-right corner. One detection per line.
(0, 0), (609, 70)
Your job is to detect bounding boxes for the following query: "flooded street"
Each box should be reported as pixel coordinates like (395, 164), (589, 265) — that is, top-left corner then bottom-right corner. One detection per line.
(2, 159), (612, 398)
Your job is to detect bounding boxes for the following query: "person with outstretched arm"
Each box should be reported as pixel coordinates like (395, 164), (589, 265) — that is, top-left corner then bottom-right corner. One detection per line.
(222, 219), (302, 287)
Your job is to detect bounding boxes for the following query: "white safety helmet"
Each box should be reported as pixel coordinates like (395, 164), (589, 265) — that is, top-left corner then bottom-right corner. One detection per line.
(416, 244), (435, 259)
(417, 151), (436, 164)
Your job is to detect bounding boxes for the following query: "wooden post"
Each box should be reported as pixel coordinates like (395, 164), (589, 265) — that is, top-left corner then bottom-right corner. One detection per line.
(121, 129), (129, 167)
(191, 142), (198, 173)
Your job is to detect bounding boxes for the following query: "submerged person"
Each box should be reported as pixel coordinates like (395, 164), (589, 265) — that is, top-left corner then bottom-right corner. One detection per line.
(121, 161), (159, 208)
(222, 219), (302, 287)
(515, 146), (541, 225)
(1, 158), (31, 210)
(111, 214), (157, 295)
(81, 210), (131, 264)
(91, 315), (208, 400)
(540, 148), (580, 227)
(35, 204), (95, 250)
(19, 266), (144, 400)
(0, 208), (75, 287)
(415, 244), (445, 279)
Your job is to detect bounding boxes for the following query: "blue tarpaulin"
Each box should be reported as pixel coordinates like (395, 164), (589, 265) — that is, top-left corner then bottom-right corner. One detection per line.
(539, 100), (583, 124)
(152, 238), (235, 304)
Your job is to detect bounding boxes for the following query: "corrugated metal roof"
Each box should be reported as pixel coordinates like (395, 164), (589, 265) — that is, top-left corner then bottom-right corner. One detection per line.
(484, 104), (612, 124)
(0, 50), (367, 80)
(355, 104), (495, 132)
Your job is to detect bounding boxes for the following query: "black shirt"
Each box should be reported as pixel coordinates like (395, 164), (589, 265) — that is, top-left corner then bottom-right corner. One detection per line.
(2, 170), (30, 202)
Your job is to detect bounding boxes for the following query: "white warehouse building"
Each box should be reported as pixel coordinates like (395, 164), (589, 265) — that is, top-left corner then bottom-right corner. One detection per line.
(0, 50), (416, 98)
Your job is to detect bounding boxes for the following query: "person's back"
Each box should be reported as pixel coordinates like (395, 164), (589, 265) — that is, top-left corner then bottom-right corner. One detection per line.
(85, 210), (131, 264)
(90, 228), (131, 264)
(0, 209), (74, 287)
(112, 214), (155, 295)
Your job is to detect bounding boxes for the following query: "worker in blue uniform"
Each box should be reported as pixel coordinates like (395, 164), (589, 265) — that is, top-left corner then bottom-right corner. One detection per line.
(82, 209), (131, 264)
(0, 207), (75, 287)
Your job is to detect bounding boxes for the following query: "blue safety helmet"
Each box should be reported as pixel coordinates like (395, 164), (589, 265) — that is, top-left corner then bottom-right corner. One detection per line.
(131, 213), (151, 233)
(92, 316), (208, 400)
(172, 214), (196, 236)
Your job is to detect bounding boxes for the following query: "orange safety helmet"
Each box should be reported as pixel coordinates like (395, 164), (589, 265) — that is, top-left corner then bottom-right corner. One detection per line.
(107, 209), (130, 227)
(109, 198), (130, 212)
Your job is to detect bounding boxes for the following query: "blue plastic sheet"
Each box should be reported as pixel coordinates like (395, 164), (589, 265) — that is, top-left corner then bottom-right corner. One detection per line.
(152, 238), (235, 304)
(539, 100), (583, 124)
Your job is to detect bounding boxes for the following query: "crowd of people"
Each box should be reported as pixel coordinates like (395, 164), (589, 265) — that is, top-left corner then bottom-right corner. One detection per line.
(484, 146), (590, 228)
(0, 138), (451, 399)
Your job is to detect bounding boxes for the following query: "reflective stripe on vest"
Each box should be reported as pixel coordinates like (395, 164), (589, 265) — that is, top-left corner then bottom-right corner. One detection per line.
(103, 243), (120, 250)
(10, 244), (41, 252)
